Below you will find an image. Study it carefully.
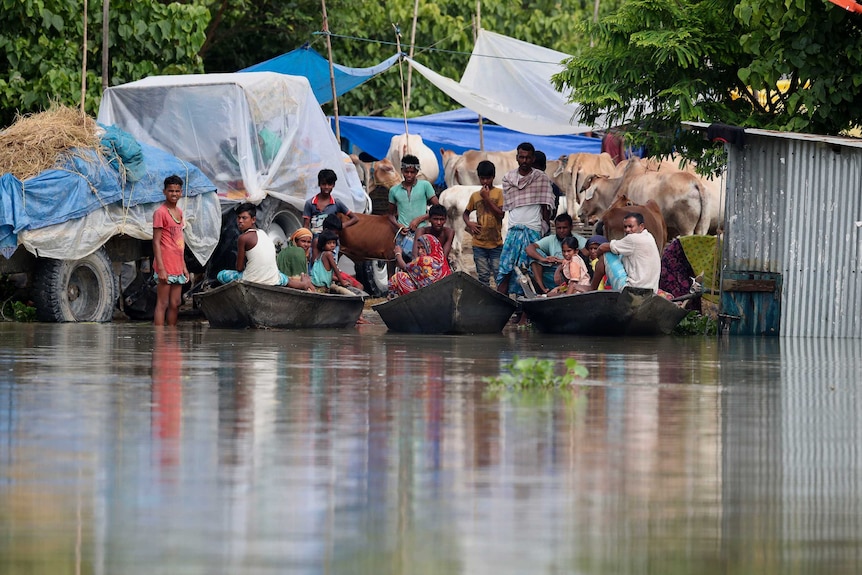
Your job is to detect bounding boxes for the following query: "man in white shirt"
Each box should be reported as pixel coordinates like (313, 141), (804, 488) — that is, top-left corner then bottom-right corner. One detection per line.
(595, 212), (661, 291)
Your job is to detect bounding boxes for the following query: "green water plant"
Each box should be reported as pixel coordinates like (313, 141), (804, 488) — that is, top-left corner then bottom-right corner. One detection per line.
(484, 357), (588, 392)
(673, 311), (718, 336)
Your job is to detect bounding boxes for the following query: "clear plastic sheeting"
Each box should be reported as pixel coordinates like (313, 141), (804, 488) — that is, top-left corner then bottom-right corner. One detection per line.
(19, 192), (222, 264)
(407, 30), (606, 136)
(97, 72), (367, 212)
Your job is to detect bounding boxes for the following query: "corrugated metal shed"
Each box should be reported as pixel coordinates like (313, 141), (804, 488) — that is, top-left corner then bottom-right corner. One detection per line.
(687, 124), (862, 337)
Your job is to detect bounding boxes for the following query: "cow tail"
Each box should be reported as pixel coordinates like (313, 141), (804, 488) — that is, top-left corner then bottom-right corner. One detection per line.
(694, 180), (709, 235)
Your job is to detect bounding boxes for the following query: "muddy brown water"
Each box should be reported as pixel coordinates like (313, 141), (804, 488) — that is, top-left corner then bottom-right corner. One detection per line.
(1, 322), (860, 575)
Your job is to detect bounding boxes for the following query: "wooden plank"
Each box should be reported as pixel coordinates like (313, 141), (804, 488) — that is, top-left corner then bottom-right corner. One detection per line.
(721, 279), (776, 292)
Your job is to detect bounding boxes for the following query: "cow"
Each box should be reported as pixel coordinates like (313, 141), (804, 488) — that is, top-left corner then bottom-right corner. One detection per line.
(550, 152), (616, 218)
(440, 148), (518, 188)
(387, 134), (439, 184)
(579, 158), (711, 239)
(349, 155), (401, 215)
(337, 212), (399, 263)
(598, 195), (668, 252)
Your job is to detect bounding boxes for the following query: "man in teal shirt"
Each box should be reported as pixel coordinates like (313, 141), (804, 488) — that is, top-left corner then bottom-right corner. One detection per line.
(388, 154), (439, 259)
(525, 213), (586, 294)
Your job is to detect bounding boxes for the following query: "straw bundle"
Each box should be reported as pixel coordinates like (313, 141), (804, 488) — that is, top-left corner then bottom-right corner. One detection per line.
(0, 105), (102, 181)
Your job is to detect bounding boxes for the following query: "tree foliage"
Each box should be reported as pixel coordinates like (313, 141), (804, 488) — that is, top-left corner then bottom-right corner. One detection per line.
(552, 0), (862, 170)
(0, 0), (209, 127)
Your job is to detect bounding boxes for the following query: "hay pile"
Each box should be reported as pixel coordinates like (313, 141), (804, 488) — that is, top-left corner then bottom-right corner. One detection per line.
(0, 105), (101, 181)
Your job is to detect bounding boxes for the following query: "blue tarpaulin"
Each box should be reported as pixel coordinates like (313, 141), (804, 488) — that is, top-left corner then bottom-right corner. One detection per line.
(332, 112), (602, 185)
(240, 43), (400, 106)
(0, 141), (215, 258)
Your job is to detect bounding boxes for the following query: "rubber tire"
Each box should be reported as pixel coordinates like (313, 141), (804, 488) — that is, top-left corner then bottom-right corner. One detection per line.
(257, 196), (302, 249)
(356, 260), (390, 297)
(32, 248), (118, 323)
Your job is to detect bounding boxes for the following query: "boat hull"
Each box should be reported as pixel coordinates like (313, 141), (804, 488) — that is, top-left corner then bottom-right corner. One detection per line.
(194, 281), (365, 329)
(520, 288), (689, 336)
(372, 272), (518, 334)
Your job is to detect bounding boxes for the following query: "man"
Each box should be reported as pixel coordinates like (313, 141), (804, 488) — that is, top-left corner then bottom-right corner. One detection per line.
(525, 213), (586, 294)
(495, 142), (555, 295)
(388, 154), (439, 259)
(415, 204), (454, 264)
(594, 212), (661, 291)
(217, 203), (312, 290)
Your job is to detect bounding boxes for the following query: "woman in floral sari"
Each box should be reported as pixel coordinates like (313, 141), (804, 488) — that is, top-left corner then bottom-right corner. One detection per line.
(388, 234), (452, 296)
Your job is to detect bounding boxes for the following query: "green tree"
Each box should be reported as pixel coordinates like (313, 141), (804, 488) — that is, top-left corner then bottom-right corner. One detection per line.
(552, 0), (862, 170)
(0, 0), (209, 127)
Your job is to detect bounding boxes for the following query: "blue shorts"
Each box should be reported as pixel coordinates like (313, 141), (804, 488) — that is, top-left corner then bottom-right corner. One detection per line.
(153, 272), (188, 285)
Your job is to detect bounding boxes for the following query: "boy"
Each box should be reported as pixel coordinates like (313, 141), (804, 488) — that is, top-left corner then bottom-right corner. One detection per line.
(415, 204), (455, 264)
(462, 160), (504, 287)
(303, 169), (358, 237)
(152, 174), (189, 326)
(388, 154), (439, 258)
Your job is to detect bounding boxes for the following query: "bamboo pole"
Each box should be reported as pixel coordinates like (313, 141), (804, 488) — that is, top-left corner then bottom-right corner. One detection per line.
(405, 0), (419, 115)
(474, 1), (484, 150)
(81, 0), (88, 115)
(393, 24), (409, 138)
(101, 0), (109, 92)
(321, 0), (341, 143)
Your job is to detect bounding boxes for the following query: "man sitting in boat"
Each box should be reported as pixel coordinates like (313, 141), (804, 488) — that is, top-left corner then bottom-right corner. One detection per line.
(415, 204), (455, 267)
(525, 213), (586, 294)
(593, 212), (661, 292)
(217, 202), (313, 290)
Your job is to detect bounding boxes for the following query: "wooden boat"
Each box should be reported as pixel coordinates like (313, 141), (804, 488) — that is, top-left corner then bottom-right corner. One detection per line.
(372, 271), (518, 334)
(519, 287), (689, 336)
(194, 280), (365, 329)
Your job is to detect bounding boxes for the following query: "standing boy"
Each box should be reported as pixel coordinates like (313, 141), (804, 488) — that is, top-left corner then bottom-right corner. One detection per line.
(303, 168), (358, 237)
(388, 154), (439, 258)
(152, 174), (189, 326)
(415, 204), (455, 264)
(462, 160), (504, 287)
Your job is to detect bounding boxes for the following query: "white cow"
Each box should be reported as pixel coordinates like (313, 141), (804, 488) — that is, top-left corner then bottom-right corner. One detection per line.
(387, 134), (439, 184)
(440, 149), (518, 188)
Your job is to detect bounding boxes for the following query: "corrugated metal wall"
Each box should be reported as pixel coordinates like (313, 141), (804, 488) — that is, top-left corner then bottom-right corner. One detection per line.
(724, 133), (862, 337)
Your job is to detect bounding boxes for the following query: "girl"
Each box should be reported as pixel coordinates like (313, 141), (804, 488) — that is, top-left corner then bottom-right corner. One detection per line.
(548, 236), (592, 295)
(586, 235), (609, 291)
(388, 234), (452, 297)
(309, 230), (348, 293)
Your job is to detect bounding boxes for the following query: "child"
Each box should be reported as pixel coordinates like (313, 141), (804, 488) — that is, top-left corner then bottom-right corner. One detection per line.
(548, 237), (592, 296)
(416, 203), (455, 264)
(462, 160), (504, 287)
(586, 235), (609, 290)
(310, 230), (351, 294)
(152, 174), (189, 326)
(303, 168), (358, 237)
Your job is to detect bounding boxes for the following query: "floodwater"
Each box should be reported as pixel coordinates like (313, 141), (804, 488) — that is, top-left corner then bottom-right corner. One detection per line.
(1, 321), (860, 575)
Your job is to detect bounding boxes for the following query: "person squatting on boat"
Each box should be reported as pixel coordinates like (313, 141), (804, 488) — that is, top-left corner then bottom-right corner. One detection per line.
(276, 227), (314, 288)
(593, 212), (661, 292)
(388, 234), (452, 297)
(217, 202), (313, 290)
(309, 230), (354, 295)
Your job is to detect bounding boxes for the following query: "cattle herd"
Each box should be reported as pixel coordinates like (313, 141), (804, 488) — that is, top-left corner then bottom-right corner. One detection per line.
(348, 134), (726, 271)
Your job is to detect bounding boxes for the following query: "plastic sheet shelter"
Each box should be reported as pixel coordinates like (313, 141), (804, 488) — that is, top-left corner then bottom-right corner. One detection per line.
(240, 43), (400, 106)
(406, 29), (606, 136)
(98, 72), (367, 213)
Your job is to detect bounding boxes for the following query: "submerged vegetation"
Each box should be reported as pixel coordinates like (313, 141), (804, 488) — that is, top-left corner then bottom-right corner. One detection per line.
(673, 311), (718, 336)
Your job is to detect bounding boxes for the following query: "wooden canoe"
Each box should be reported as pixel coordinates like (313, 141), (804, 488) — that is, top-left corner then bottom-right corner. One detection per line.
(194, 280), (365, 329)
(372, 272), (518, 334)
(519, 287), (689, 336)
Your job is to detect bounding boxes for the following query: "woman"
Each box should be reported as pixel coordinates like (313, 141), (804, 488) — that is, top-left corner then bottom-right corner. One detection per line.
(276, 227), (312, 278)
(388, 234), (451, 296)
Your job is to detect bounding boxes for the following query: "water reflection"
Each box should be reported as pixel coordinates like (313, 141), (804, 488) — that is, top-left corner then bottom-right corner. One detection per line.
(0, 324), (860, 574)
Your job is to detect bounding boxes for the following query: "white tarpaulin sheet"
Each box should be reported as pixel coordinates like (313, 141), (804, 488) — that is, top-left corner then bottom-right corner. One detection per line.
(407, 30), (598, 136)
(98, 72), (367, 211)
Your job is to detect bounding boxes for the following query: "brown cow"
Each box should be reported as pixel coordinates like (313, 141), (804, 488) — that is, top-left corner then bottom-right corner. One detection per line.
(598, 195), (667, 252)
(337, 212), (399, 262)
(579, 158), (710, 238)
(441, 148), (518, 188)
(349, 155), (402, 193)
